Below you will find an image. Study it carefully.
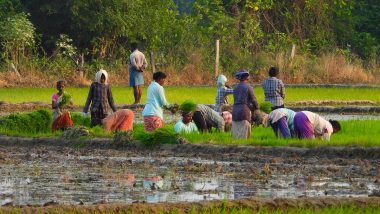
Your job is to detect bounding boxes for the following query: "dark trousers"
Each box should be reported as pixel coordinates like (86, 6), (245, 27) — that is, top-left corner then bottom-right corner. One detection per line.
(192, 111), (212, 133)
(270, 116), (291, 138)
(91, 107), (107, 127)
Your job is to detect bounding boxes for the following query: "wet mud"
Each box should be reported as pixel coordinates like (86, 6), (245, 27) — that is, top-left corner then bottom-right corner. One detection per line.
(0, 137), (380, 207)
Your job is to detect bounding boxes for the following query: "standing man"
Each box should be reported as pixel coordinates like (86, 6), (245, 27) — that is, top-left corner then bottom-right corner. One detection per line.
(129, 42), (148, 105)
(263, 67), (285, 110)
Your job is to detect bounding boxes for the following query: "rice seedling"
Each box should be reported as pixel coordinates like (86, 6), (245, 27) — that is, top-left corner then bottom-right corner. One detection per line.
(1, 87), (380, 105)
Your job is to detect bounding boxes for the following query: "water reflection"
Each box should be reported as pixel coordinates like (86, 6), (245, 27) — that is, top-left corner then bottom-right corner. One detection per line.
(0, 155), (379, 206)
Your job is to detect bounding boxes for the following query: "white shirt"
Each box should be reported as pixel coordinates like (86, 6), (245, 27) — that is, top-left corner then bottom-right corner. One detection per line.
(129, 49), (147, 70)
(142, 81), (169, 119)
(302, 111), (333, 141)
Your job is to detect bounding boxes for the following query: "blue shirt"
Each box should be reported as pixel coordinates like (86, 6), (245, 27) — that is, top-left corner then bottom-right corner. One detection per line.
(174, 120), (198, 134)
(142, 81), (169, 119)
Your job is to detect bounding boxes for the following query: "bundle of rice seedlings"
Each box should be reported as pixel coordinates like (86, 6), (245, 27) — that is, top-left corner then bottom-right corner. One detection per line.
(113, 131), (133, 144)
(259, 102), (272, 114)
(179, 100), (197, 113)
(136, 127), (178, 147)
(62, 126), (90, 139)
(0, 109), (52, 134)
(58, 92), (72, 107)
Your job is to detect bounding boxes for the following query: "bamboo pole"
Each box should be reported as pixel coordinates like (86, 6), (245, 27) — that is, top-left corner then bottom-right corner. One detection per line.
(215, 39), (220, 78)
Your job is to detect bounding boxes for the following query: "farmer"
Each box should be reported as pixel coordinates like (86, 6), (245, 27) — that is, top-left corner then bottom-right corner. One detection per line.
(142, 71), (174, 132)
(264, 108), (296, 138)
(174, 109), (198, 134)
(232, 70), (259, 139)
(102, 109), (134, 133)
(83, 69), (117, 127)
(263, 67), (285, 110)
(51, 80), (73, 131)
(293, 111), (341, 141)
(215, 74), (234, 113)
(193, 104), (226, 133)
(129, 42), (148, 105)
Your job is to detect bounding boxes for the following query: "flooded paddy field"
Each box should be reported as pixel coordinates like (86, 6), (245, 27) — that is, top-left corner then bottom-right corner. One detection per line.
(1, 138), (380, 207)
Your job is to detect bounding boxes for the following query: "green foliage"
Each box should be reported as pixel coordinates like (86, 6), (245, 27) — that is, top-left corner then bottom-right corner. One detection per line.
(259, 102), (272, 114)
(0, 12), (35, 63)
(179, 100), (197, 113)
(0, 0), (378, 79)
(0, 109), (52, 134)
(135, 127), (179, 147)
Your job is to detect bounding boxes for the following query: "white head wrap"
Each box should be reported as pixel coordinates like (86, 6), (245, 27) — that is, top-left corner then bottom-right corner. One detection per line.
(95, 69), (109, 84)
(217, 75), (227, 87)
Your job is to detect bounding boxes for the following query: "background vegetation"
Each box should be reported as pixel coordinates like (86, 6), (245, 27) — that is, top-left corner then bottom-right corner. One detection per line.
(0, 0), (379, 87)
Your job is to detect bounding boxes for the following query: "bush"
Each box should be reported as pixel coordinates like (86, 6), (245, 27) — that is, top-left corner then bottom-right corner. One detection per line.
(0, 109), (52, 134)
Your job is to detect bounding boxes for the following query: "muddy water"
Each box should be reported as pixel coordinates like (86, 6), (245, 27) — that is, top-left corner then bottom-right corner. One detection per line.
(1, 146), (379, 206)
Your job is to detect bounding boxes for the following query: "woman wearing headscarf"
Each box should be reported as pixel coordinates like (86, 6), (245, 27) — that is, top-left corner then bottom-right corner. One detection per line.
(214, 74), (234, 113)
(83, 69), (117, 127)
(231, 70), (259, 139)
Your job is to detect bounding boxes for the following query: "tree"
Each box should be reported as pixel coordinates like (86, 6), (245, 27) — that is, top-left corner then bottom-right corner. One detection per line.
(0, 13), (36, 72)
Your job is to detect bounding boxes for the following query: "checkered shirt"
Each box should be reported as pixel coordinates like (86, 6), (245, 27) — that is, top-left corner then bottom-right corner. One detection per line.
(215, 86), (234, 112)
(263, 77), (285, 107)
(83, 82), (117, 114)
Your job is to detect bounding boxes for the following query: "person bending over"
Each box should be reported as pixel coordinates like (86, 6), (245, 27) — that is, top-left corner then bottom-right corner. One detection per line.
(293, 111), (341, 141)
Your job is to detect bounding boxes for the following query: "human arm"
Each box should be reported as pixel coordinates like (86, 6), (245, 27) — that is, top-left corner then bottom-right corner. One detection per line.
(83, 84), (94, 113)
(248, 86), (259, 111)
(158, 86), (170, 108)
(52, 94), (59, 109)
(130, 54), (138, 70)
(279, 80), (285, 99)
(224, 87), (234, 95)
(107, 85), (117, 112)
(142, 54), (148, 70)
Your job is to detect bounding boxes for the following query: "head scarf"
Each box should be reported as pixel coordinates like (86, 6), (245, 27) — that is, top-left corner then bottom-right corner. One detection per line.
(95, 69), (109, 84)
(216, 75), (228, 87)
(235, 70), (249, 81)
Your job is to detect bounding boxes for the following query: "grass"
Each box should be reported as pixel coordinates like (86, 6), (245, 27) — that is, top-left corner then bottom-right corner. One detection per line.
(1, 109), (380, 147)
(1, 87), (380, 105)
(182, 120), (380, 147)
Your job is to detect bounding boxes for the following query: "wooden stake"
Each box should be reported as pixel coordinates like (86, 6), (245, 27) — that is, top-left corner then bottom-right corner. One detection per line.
(215, 39), (220, 77)
(150, 51), (156, 73)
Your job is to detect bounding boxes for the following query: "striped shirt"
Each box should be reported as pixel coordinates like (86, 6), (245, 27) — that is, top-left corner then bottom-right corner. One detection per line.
(215, 86), (234, 112)
(263, 77), (285, 107)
